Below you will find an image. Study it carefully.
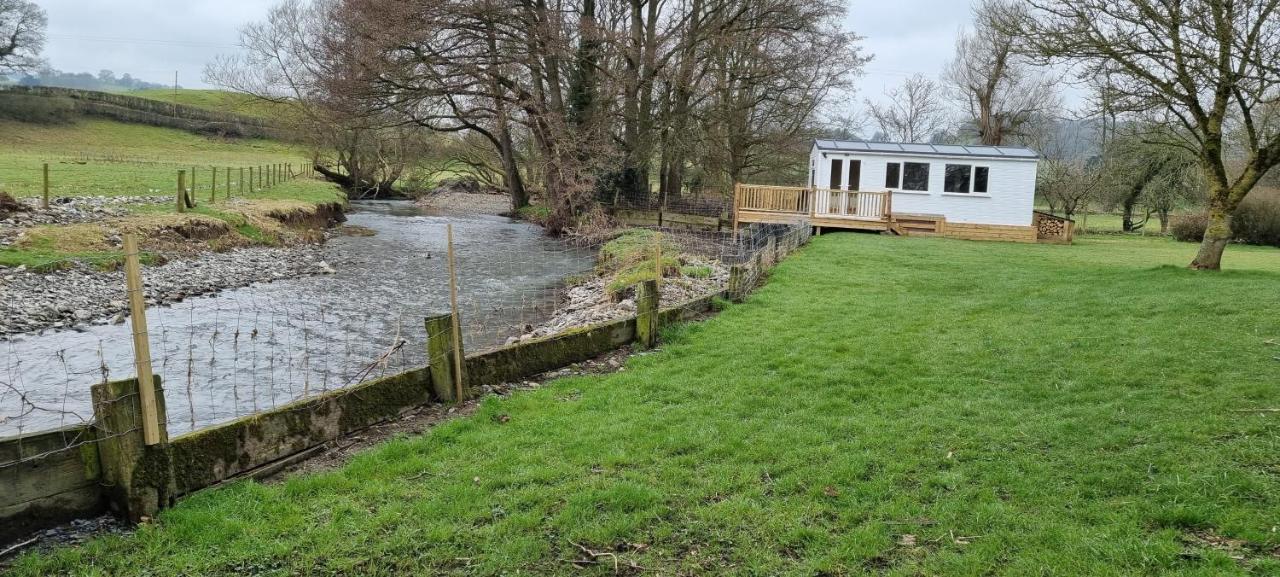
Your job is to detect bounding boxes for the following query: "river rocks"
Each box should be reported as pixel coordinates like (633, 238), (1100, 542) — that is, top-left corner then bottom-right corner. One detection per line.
(0, 245), (332, 336)
(507, 256), (729, 343)
(0, 195), (175, 247)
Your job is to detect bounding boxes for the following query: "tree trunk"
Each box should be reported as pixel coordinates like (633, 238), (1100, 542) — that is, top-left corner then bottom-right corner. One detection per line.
(1191, 206), (1232, 270)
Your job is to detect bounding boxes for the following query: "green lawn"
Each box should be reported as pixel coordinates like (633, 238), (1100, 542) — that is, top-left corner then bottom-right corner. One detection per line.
(0, 119), (306, 199)
(10, 234), (1280, 576)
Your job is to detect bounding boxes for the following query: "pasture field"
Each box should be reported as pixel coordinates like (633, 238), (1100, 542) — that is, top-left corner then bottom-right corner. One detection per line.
(9, 233), (1280, 576)
(0, 118), (341, 270)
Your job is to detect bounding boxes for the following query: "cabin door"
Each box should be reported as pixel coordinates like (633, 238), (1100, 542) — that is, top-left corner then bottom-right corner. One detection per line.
(819, 159), (860, 216)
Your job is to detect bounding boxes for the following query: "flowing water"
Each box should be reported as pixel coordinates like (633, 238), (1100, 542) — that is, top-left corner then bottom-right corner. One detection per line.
(1, 201), (594, 436)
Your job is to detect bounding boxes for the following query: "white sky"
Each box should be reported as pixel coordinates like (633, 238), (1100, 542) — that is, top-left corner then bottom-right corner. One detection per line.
(34, 0), (1083, 112)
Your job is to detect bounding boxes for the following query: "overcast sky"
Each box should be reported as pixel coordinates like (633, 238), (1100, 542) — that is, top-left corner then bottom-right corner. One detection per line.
(35, 0), (1075, 111)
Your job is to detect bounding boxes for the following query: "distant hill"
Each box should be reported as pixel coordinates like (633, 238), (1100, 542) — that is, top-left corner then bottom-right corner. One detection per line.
(0, 86), (284, 140)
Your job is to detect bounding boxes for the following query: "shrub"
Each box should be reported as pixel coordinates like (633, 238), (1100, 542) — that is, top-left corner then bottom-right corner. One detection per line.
(0, 93), (77, 124)
(1170, 213), (1207, 243)
(1231, 188), (1280, 247)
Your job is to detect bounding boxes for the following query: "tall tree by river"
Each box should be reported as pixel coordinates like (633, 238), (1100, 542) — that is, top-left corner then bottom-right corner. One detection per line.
(328, 0), (866, 233)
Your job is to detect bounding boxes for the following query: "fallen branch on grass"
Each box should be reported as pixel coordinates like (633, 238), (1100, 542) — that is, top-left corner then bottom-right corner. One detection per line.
(0, 537), (38, 559)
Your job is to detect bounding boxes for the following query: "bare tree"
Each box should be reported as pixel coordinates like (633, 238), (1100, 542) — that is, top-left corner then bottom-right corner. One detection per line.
(1010, 0), (1280, 269)
(866, 74), (949, 143)
(944, 0), (1058, 146)
(0, 0), (45, 74)
(206, 0), (417, 198)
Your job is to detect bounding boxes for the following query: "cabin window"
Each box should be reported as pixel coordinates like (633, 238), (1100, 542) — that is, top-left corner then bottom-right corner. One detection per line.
(944, 164), (972, 193)
(829, 158), (842, 190)
(974, 166), (989, 193)
(903, 162), (930, 191)
(885, 162), (901, 188)
(847, 160), (861, 191)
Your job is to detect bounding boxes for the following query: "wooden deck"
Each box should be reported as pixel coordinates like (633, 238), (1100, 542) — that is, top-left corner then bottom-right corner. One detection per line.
(732, 184), (1073, 243)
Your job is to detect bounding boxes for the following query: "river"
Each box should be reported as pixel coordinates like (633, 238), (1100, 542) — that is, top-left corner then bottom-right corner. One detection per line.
(0, 201), (594, 436)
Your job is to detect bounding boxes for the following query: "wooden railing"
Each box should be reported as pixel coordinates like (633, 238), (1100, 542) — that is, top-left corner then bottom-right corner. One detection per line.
(736, 184), (812, 214)
(734, 184), (891, 222)
(813, 188), (888, 220)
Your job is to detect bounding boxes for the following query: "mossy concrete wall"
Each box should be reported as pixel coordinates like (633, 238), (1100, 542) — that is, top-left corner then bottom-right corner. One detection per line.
(167, 367), (431, 496)
(0, 291), (725, 541)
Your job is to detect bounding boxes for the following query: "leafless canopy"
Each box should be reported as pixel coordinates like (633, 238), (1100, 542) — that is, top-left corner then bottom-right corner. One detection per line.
(329, 0), (866, 232)
(865, 74), (949, 143)
(0, 0), (45, 74)
(943, 0), (1059, 146)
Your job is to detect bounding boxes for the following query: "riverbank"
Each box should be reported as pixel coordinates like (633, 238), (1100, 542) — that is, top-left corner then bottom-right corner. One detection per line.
(1, 184), (348, 336)
(11, 235), (1280, 575)
(0, 244), (337, 336)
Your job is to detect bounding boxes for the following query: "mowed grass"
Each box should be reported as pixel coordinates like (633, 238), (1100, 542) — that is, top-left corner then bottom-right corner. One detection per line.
(0, 119), (306, 199)
(10, 234), (1280, 576)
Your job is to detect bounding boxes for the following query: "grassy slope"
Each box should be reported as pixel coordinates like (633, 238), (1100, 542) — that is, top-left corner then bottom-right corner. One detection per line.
(0, 119), (306, 199)
(11, 234), (1280, 576)
(127, 89), (287, 119)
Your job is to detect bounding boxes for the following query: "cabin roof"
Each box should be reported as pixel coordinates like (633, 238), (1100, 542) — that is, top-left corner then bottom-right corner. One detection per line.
(814, 139), (1040, 161)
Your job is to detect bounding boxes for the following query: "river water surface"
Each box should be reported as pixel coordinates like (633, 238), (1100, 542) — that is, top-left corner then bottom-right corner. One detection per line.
(1, 201), (594, 436)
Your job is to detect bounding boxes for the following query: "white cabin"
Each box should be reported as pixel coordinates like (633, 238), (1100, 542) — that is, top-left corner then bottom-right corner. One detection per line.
(734, 139), (1069, 243)
(809, 139), (1039, 227)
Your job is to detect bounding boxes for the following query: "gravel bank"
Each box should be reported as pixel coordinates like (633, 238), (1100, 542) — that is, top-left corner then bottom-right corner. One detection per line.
(0, 196), (173, 246)
(507, 256), (728, 345)
(0, 245), (338, 337)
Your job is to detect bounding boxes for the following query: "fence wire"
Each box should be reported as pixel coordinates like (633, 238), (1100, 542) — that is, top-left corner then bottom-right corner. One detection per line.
(0, 212), (810, 472)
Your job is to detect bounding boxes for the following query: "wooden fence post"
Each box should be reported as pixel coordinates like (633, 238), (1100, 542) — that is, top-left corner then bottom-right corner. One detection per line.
(445, 223), (467, 401)
(225, 167), (231, 200)
(123, 234), (162, 445)
(209, 166), (217, 203)
(654, 232), (663, 290)
(636, 279), (660, 349)
(191, 166), (197, 201)
(240, 167), (245, 195)
(42, 163), (50, 209)
(727, 265), (748, 303)
(425, 314), (463, 402)
(176, 170), (186, 213)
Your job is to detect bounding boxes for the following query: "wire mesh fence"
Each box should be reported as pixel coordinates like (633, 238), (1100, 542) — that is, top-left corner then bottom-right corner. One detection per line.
(0, 214), (811, 471)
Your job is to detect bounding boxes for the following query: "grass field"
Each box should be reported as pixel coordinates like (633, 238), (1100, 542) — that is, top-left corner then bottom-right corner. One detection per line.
(9, 233), (1279, 576)
(128, 89), (289, 119)
(0, 119), (306, 199)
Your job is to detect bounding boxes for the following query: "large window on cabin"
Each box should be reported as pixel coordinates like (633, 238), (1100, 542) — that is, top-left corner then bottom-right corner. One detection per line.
(974, 166), (989, 193)
(903, 162), (930, 191)
(829, 158), (842, 190)
(944, 164), (972, 193)
(885, 162), (901, 188)
(847, 160), (861, 191)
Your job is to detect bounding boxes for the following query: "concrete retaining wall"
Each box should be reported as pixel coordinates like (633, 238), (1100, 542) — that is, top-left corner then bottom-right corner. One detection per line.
(0, 294), (726, 543)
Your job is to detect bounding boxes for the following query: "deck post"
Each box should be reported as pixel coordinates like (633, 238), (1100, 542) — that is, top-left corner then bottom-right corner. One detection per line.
(732, 182), (741, 241)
